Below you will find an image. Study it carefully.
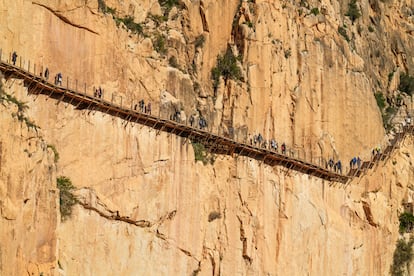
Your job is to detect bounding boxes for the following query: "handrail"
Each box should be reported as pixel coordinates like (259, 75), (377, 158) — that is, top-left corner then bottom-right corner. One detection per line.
(2, 50), (410, 184)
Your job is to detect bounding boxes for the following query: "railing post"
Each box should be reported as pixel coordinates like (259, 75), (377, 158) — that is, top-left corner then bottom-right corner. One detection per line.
(84, 83), (86, 95)
(34, 63), (36, 76)
(76, 80), (78, 92)
(67, 77), (69, 90)
(28, 60), (30, 72)
(0, 48), (2, 61)
(19, 56), (22, 68)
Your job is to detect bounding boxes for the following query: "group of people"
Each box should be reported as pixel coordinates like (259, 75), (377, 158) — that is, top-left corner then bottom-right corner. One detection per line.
(327, 158), (342, 174)
(134, 99), (151, 115)
(54, 72), (63, 86)
(94, 87), (103, 98)
(349, 156), (362, 169)
(249, 133), (287, 155)
(372, 146), (381, 158)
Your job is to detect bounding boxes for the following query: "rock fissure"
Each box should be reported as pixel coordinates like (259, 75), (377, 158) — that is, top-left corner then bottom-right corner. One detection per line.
(78, 201), (152, 227)
(32, 2), (99, 35)
(237, 215), (252, 264)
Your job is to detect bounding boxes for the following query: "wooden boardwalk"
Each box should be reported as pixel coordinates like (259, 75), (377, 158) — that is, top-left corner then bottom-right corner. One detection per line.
(1, 57), (411, 184)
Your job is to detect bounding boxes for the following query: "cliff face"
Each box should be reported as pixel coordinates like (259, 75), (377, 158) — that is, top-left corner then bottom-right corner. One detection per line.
(1, 0), (414, 275)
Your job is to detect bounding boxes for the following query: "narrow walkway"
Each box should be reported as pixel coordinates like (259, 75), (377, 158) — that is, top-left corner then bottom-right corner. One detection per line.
(0, 55), (411, 184)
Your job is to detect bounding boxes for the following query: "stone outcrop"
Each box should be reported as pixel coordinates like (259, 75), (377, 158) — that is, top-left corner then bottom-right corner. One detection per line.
(1, 0), (414, 275)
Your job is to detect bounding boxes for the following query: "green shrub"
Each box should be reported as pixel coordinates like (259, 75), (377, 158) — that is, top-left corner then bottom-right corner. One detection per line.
(47, 144), (60, 163)
(338, 26), (350, 42)
(194, 35), (205, 48)
(97, 0), (116, 15)
(115, 16), (144, 35)
(192, 142), (207, 164)
(310, 7), (319, 16)
(299, 0), (309, 8)
(211, 47), (242, 91)
(153, 33), (168, 55)
(346, 0), (361, 23)
(374, 92), (386, 110)
(399, 73), (414, 96)
(284, 49), (291, 58)
(368, 25), (374, 32)
(148, 13), (168, 25)
(208, 211), (222, 222)
(168, 56), (179, 68)
(57, 176), (77, 221)
(158, 0), (182, 16)
(390, 237), (414, 276)
(0, 86), (40, 132)
(97, 0), (107, 13)
(400, 212), (414, 233)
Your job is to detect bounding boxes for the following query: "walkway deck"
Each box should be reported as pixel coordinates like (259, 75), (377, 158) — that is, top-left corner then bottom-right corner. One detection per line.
(1, 57), (411, 184)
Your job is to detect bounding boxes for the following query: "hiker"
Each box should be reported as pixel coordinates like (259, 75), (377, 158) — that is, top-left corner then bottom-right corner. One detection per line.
(139, 100), (145, 112)
(270, 139), (276, 150)
(175, 111), (181, 122)
(350, 157), (357, 169)
(281, 143), (286, 155)
(189, 115), (194, 127)
(257, 133), (263, 144)
(336, 160), (342, 174)
(134, 103), (138, 110)
(44, 68), (49, 80)
(147, 102), (151, 115)
(98, 87), (103, 98)
(328, 158), (334, 170)
(376, 146), (381, 157)
(253, 135), (257, 145)
(357, 156), (361, 169)
(12, 51), (17, 65)
(56, 73), (62, 86)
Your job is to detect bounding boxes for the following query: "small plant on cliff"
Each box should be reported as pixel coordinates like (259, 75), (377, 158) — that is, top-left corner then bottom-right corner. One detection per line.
(194, 34), (205, 49)
(310, 7), (320, 16)
(168, 56), (179, 68)
(153, 33), (168, 55)
(115, 16), (144, 35)
(399, 73), (414, 96)
(338, 26), (350, 42)
(0, 82), (40, 133)
(345, 0), (361, 24)
(375, 92), (386, 111)
(211, 47), (242, 91)
(390, 237), (414, 276)
(158, 0), (183, 16)
(399, 212), (414, 233)
(57, 176), (77, 221)
(208, 211), (222, 222)
(192, 142), (207, 164)
(97, 0), (116, 15)
(47, 144), (60, 163)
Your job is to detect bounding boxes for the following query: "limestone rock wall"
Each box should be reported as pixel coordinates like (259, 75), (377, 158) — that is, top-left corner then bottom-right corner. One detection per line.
(0, 79), (58, 275)
(1, 0), (414, 275)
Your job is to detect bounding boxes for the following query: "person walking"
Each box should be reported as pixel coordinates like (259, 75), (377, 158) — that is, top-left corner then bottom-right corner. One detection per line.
(12, 51), (17, 65)
(44, 68), (49, 80)
(147, 102), (151, 115)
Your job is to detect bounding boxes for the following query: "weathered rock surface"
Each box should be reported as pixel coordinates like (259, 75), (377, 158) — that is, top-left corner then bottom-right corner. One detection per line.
(1, 0), (414, 275)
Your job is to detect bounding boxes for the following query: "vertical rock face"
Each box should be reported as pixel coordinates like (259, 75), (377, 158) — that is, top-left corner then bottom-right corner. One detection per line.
(1, 0), (414, 275)
(0, 80), (58, 275)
